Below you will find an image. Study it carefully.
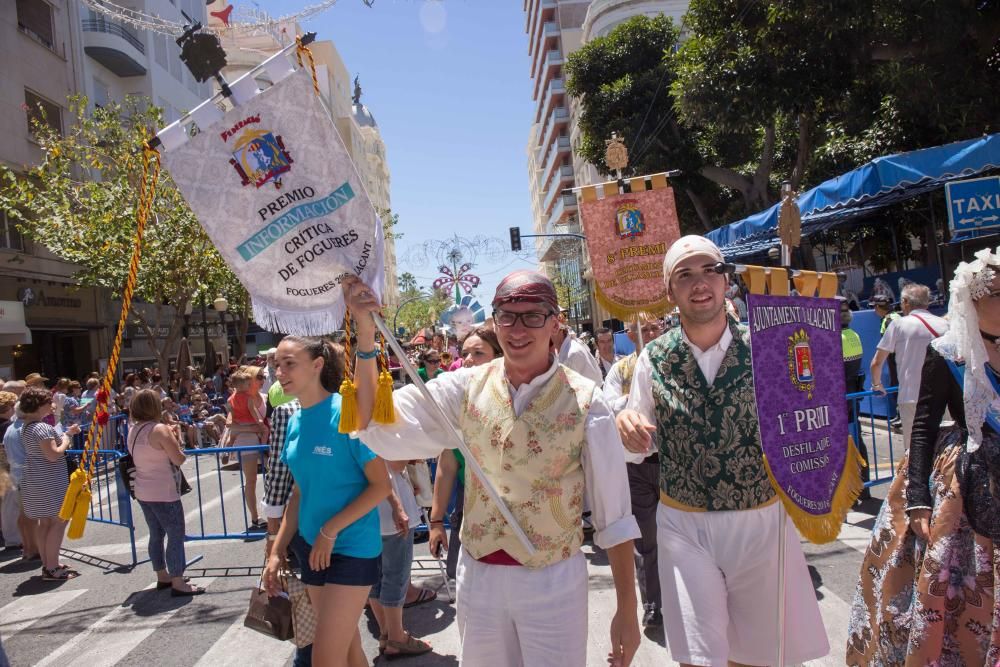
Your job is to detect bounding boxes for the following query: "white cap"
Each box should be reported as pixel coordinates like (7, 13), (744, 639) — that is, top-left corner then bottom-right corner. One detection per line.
(662, 235), (724, 285)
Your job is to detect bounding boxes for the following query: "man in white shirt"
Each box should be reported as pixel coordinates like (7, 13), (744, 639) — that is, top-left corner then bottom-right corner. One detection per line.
(346, 270), (641, 667)
(615, 236), (828, 666)
(595, 327), (621, 380)
(870, 283), (948, 450)
(553, 323), (604, 385)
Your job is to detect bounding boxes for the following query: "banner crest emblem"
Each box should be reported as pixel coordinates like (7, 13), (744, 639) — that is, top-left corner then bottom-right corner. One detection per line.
(229, 128), (293, 188)
(787, 328), (815, 398)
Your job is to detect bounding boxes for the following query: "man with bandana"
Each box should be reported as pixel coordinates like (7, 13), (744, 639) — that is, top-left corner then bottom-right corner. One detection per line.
(615, 236), (828, 666)
(344, 270), (642, 667)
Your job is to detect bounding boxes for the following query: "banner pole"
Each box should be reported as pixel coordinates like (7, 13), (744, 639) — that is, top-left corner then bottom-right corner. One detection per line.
(777, 501), (787, 666)
(370, 312), (536, 556)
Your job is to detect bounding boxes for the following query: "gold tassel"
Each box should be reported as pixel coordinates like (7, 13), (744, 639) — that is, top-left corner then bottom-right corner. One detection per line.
(59, 468), (86, 520)
(338, 378), (359, 434)
(66, 488), (91, 540)
(373, 370), (396, 424)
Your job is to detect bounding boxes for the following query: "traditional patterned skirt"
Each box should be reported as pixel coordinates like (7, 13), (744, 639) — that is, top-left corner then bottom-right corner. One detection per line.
(845, 440), (1000, 665)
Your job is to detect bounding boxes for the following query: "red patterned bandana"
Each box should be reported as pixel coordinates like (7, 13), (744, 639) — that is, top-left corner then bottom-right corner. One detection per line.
(492, 270), (558, 312)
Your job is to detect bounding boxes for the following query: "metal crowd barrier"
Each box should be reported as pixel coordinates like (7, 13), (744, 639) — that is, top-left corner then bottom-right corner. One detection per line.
(847, 386), (901, 487)
(183, 444), (269, 541)
(65, 448), (140, 566)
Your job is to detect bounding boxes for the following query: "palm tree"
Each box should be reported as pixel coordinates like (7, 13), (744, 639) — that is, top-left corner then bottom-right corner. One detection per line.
(399, 272), (418, 295)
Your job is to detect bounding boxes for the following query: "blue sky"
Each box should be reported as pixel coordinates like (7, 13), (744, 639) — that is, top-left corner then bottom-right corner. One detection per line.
(259, 0), (539, 311)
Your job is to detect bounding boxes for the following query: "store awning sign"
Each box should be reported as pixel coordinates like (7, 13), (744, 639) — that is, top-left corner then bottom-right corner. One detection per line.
(946, 175), (1000, 234)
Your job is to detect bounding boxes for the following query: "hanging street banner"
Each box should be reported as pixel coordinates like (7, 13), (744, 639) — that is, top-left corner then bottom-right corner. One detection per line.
(158, 67), (383, 335)
(578, 184), (680, 318)
(747, 293), (862, 543)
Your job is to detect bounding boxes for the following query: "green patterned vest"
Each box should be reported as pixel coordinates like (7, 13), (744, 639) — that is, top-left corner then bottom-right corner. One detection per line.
(648, 321), (775, 512)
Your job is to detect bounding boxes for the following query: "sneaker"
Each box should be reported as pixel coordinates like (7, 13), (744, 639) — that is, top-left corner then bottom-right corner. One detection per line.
(642, 604), (662, 627)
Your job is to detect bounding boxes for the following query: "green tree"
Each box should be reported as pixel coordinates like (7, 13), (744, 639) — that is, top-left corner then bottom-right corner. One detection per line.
(398, 271), (418, 294)
(378, 208), (403, 242)
(0, 96), (242, 370)
(393, 286), (452, 337)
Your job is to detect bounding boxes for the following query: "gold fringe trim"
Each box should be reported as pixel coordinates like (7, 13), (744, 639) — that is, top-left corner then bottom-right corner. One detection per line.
(593, 284), (673, 320)
(373, 370), (396, 424)
(66, 488), (91, 540)
(338, 378), (359, 434)
(59, 468), (87, 521)
(762, 436), (865, 544)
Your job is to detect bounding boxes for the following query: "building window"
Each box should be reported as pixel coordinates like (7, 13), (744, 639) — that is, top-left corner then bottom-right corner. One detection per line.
(24, 90), (62, 136)
(0, 211), (25, 253)
(16, 0), (54, 49)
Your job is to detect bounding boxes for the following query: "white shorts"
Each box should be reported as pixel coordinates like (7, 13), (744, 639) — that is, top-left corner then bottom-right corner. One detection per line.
(657, 501), (829, 666)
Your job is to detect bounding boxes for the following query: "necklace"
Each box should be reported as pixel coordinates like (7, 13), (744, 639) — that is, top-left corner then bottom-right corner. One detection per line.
(982, 330), (1000, 354)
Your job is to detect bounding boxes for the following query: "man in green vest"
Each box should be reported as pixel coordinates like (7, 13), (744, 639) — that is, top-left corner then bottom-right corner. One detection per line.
(839, 298), (871, 501)
(616, 235), (828, 666)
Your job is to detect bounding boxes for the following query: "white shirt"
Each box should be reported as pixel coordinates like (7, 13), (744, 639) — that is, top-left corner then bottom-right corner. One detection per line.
(558, 335), (604, 385)
(596, 352), (620, 379)
(359, 358), (642, 551)
(626, 325), (735, 424)
(377, 468), (422, 536)
(877, 309), (949, 403)
(602, 355), (633, 415)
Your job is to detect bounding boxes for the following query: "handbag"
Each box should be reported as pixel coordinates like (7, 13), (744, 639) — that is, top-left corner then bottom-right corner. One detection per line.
(171, 463), (192, 496)
(243, 570), (294, 641)
(119, 423), (154, 499)
(286, 574), (317, 648)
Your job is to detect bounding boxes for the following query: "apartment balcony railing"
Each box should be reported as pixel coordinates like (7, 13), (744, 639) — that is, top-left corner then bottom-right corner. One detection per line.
(536, 77), (565, 124)
(82, 18), (147, 77)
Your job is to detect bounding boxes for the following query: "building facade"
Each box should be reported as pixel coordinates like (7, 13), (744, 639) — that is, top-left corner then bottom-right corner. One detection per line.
(523, 0), (688, 329)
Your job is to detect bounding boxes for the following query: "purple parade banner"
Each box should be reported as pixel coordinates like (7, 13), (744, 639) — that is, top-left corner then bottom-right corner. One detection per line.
(748, 293), (862, 543)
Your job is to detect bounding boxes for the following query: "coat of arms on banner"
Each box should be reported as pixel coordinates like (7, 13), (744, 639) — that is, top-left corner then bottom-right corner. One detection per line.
(615, 201), (645, 239)
(228, 124), (293, 189)
(787, 329), (815, 398)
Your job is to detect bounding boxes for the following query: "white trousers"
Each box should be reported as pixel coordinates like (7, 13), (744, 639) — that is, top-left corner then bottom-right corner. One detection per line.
(898, 400), (917, 452)
(456, 549), (588, 667)
(1, 483), (22, 546)
(657, 501), (829, 666)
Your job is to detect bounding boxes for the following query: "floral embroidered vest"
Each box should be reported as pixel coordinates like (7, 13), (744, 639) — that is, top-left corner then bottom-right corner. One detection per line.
(457, 359), (592, 568)
(648, 321), (775, 512)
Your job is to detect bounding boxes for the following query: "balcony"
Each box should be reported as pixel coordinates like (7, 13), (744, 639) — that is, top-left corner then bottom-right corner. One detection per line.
(82, 18), (147, 77)
(547, 192), (579, 229)
(538, 218), (584, 262)
(527, 0), (557, 54)
(542, 163), (574, 213)
(538, 106), (570, 150)
(533, 49), (564, 98)
(535, 77), (565, 124)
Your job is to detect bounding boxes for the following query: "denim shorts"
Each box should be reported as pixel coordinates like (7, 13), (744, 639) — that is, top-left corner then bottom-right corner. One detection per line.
(370, 528), (415, 607)
(289, 532), (381, 587)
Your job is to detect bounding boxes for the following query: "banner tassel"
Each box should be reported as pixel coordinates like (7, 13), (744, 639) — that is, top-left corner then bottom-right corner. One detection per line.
(59, 468), (87, 520)
(763, 436), (864, 544)
(373, 370), (395, 424)
(338, 307), (359, 434)
(67, 489), (91, 540)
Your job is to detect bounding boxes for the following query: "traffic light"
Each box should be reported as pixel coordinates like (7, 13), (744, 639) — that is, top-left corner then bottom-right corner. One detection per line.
(509, 227), (522, 252)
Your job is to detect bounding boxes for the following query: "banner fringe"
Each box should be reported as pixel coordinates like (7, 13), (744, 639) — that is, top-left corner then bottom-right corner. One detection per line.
(593, 284), (673, 320)
(762, 436), (865, 544)
(251, 303), (344, 337)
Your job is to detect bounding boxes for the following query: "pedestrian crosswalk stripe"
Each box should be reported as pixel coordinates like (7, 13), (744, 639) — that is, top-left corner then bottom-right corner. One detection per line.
(0, 589), (88, 640)
(33, 578), (215, 667)
(839, 511), (876, 556)
(193, 614), (297, 667)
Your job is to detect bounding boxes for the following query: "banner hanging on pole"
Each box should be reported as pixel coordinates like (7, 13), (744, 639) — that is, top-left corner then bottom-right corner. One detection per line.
(157, 66), (383, 335)
(578, 184), (680, 318)
(747, 292), (863, 543)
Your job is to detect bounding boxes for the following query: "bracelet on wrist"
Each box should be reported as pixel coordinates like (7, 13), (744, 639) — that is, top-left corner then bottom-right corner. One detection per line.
(319, 527), (337, 541)
(356, 348), (378, 360)
(428, 519), (444, 525)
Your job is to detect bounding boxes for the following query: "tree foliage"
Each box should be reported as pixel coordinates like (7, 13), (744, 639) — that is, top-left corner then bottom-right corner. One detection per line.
(0, 96), (244, 370)
(567, 3), (1000, 232)
(393, 282), (453, 337)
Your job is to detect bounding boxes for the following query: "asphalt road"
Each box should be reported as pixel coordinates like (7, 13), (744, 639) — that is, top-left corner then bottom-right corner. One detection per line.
(0, 444), (893, 666)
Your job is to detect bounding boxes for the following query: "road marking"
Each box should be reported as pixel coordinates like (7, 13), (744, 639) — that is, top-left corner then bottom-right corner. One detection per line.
(34, 578), (215, 667)
(193, 615), (297, 666)
(838, 511), (875, 556)
(0, 589), (88, 640)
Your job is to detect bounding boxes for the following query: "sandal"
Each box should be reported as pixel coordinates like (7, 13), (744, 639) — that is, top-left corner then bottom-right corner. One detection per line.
(403, 588), (437, 608)
(42, 567), (79, 581)
(384, 633), (432, 660)
(378, 633), (387, 655)
(157, 577), (191, 590)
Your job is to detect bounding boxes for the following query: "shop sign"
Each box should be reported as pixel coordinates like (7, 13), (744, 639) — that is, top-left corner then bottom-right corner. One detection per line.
(17, 287), (82, 309)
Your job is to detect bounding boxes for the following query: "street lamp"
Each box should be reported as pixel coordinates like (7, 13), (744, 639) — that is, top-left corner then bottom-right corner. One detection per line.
(214, 297), (229, 364)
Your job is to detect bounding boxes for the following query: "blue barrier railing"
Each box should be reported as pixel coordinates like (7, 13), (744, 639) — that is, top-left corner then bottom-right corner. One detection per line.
(184, 444), (269, 541)
(65, 448), (139, 566)
(847, 386), (901, 488)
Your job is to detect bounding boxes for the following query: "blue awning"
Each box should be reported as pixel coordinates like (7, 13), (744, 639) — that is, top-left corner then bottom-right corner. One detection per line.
(706, 133), (1000, 259)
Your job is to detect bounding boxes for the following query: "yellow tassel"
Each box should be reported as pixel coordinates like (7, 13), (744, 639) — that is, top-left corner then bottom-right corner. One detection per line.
(373, 370), (396, 425)
(762, 435), (865, 544)
(338, 378), (359, 434)
(59, 468), (86, 520)
(66, 488), (91, 540)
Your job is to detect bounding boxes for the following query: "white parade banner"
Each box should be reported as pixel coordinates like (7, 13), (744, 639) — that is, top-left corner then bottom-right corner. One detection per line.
(157, 64), (383, 335)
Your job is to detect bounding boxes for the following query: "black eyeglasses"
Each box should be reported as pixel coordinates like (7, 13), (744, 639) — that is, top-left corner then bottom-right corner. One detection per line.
(495, 310), (553, 328)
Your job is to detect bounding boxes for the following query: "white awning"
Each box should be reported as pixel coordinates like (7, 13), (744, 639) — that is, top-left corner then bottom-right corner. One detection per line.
(0, 301), (32, 345)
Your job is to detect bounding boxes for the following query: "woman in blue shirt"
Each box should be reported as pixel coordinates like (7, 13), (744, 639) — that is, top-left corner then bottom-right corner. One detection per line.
(263, 335), (390, 667)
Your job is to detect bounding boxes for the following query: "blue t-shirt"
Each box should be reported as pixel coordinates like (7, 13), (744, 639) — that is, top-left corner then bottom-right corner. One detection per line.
(281, 393), (381, 559)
